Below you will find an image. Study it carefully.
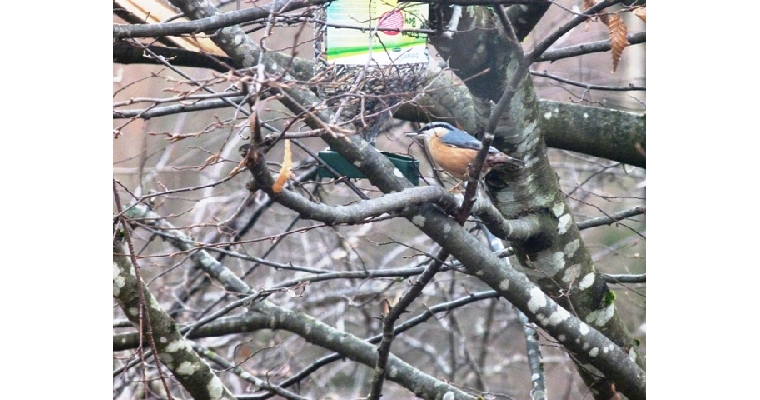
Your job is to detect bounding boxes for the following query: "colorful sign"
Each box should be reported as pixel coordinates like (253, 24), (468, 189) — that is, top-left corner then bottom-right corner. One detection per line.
(324, 0), (428, 65)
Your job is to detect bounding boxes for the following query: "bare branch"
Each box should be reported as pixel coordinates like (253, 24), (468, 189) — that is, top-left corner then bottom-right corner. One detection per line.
(537, 31), (646, 62)
(531, 70), (645, 91)
(114, 240), (237, 400)
(577, 206), (645, 230)
(194, 344), (309, 400)
(113, 0), (330, 39)
(602, 273), (645, 284)
(369, 249), (449, 399)
(526, 0), (623, 63)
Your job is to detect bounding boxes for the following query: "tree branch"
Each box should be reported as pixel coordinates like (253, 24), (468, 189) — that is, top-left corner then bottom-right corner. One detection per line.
(426, 2), (645, 398)
(193, 344), (309, 400)
(531, 70), (645, 91)
(148, 2), (646, 398)
(117, 200), (478, 399)
(526, 0), (623, 63)
(114, 0), (330, 39)
(243, 137), (645, 399)
(540, 100), (645, 168)
(577, 205), (645, 230)
(123, 203), (252, 294)
(369, 248), (449, 399)
(113, 240), (236, 400)
(537, 31), (646, 62)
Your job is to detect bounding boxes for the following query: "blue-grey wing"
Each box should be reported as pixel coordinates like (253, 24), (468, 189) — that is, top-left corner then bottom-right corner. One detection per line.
(438, 130), (499, 153)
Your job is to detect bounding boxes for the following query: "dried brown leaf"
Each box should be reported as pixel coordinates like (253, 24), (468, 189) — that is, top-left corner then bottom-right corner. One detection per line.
(229, 158), (248, 177)
(272, 139), (292, 193)
(585, 0), (611, 26)
(608, 13), (629, 72)
(633, 6), (646, 23)
(583, 0), (597, 30)
(598, 12), (610, 26)
(198, 153), (221, 171)
(380, 298), (390, 317)
(114, 0), (226, 56)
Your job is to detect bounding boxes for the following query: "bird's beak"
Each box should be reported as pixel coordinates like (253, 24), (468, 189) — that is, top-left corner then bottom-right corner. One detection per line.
(405, 131), (425, 146)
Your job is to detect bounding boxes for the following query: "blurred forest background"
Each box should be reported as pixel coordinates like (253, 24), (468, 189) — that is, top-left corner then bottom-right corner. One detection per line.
(113, 1), (645, 399)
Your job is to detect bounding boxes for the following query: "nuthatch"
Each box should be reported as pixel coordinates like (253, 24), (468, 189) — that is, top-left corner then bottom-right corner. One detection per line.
(406, 122), (525, 181)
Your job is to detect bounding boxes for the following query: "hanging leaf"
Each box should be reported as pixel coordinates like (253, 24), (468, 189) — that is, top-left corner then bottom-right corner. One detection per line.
(581, 0), (632, 72)
(380, 298), (390, 317)
(272, 139), (293, 193)
(608, 13), (629, 72)
(583, 0), (598, 30)
(633, 7), (646, 23)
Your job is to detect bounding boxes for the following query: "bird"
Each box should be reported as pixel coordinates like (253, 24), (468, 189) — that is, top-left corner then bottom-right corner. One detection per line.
(406, 122), (525, 181)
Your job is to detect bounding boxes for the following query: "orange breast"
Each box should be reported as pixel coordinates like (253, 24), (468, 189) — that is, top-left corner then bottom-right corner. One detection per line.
(428, 136), (479, 180)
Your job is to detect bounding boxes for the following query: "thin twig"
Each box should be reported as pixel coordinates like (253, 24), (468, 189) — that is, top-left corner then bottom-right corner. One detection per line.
(368, 249), (450, 399)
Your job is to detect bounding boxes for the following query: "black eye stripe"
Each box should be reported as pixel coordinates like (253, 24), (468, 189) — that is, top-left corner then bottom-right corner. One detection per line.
(419, 122), (455, 133)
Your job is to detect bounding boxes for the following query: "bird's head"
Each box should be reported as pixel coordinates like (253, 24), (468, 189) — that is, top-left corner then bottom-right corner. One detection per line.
(406, 122), (459, 141)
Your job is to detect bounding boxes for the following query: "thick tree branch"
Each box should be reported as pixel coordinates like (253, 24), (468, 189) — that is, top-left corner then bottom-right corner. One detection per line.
(112, 82), (644, 170)
(113, 41), (235, 70)
(256, 184), (458, 225)
(602, 273), (645, 284)
(118, 200), (478, 399)
(117, 290), (506, 397)
(193, 344), (309, 400)
(148, 2), (645, 398)
(504, 0), (552, 42)
(114, 0), (329, 39)
(113, 37), (645, 168)
(113, 240), (236, 400)
(116, 290), (500, 352)
(540, 100), (645, 168)
(244, 139), (645, 399)
(472, 196), (550, 240)
(428, 3), (644, 398)
(252, 300), (480, 400)
(246, 143), (543, 240)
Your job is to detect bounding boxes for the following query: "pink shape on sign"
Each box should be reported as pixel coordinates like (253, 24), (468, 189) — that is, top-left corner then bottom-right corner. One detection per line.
(378, 10), (403, 36)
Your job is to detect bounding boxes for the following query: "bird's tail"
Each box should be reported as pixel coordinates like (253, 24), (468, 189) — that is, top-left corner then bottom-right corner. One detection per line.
(488, 153), (526, 171)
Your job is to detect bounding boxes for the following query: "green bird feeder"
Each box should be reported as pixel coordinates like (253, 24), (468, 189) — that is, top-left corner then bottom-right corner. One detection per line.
(312, 0), (428, 187)
(317, 150), (420, 186)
